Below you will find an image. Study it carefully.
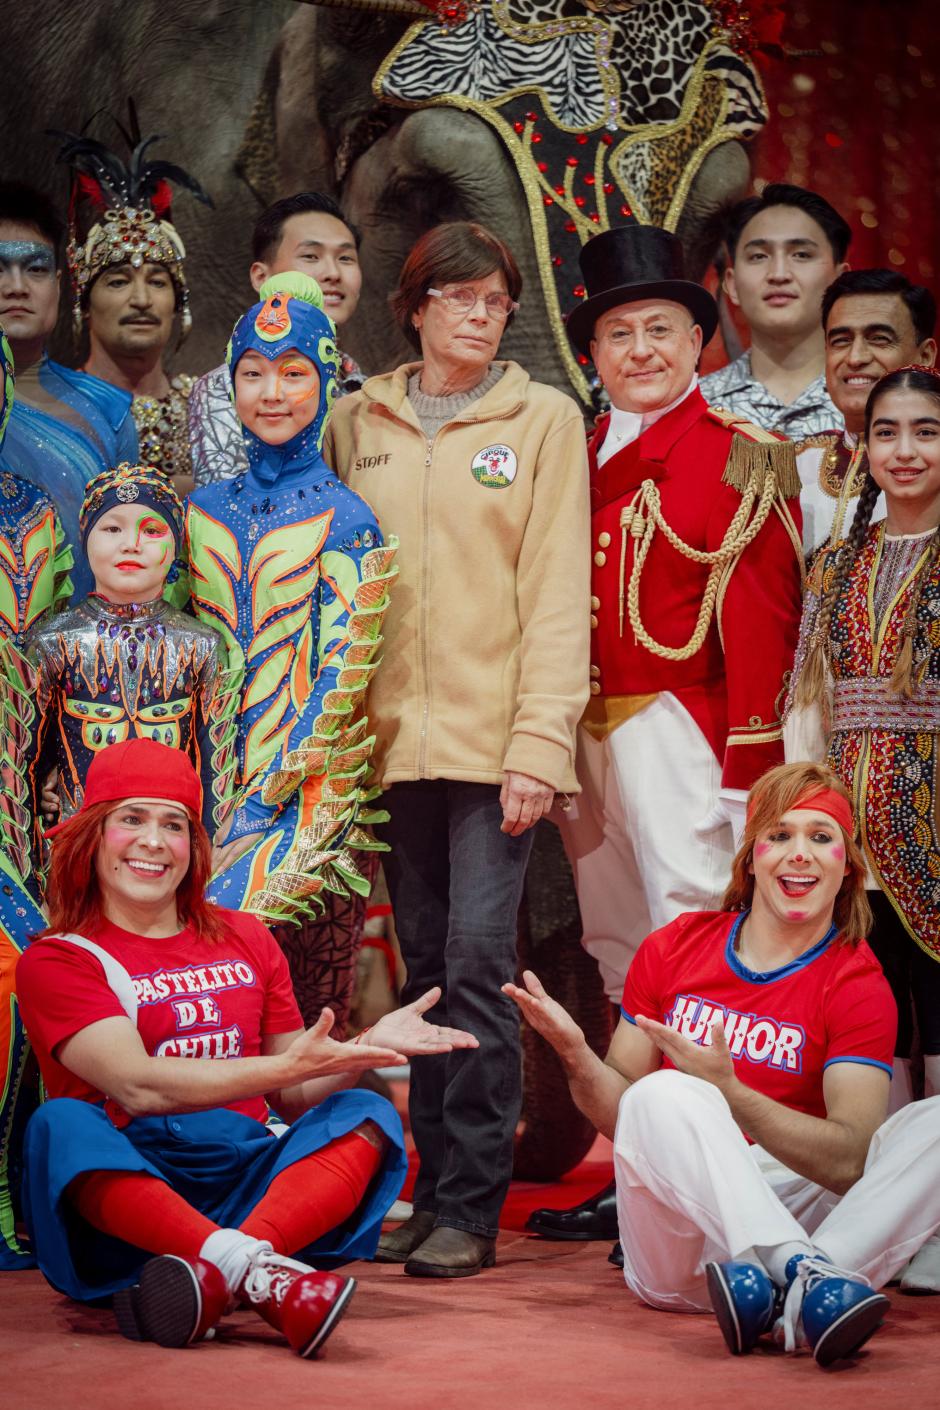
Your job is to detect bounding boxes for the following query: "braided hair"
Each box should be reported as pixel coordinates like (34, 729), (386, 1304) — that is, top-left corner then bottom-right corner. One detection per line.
(793, 462), (882, 709)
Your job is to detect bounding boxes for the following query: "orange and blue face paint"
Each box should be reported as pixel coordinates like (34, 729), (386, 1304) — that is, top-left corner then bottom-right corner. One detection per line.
(226, 272), (341, 486)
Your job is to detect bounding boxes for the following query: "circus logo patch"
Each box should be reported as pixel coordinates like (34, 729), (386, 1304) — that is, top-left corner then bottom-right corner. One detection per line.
(471, 444), (517, 488)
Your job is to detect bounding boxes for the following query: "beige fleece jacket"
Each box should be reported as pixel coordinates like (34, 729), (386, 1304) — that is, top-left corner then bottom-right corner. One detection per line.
(325, 359), (590, 792)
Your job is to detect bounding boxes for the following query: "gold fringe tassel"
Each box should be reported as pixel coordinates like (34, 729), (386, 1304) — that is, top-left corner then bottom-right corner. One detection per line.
(721, 436), (801, 501)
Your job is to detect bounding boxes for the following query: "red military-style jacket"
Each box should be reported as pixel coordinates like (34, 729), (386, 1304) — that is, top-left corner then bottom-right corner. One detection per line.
(586, 387), (803, 792)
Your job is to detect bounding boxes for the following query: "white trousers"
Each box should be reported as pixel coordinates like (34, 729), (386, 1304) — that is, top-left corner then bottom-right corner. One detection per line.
(558, 695), (733, 1001)
(613, 1069), (940, 1312)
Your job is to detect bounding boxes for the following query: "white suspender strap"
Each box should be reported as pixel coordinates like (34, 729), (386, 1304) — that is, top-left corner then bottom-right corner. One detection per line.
(48, 932), (139, 1025)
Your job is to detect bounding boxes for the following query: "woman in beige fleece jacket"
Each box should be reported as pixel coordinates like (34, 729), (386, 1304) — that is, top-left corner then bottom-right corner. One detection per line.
(327, 222), (590, 1278)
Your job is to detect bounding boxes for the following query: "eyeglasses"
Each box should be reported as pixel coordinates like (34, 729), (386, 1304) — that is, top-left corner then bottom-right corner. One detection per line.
(427, 286), (519, 319)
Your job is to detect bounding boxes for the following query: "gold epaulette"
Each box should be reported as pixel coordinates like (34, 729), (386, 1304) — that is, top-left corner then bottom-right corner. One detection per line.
(707, 406), (801, 500)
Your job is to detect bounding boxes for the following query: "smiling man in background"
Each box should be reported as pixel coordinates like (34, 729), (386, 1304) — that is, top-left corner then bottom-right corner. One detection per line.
(701, 184), (850, 439)
(795, 267), (937, 554)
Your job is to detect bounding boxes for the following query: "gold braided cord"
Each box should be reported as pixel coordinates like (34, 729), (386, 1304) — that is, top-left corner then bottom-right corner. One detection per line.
(828, 442), (868, 549)
(621, 471), (778, 661)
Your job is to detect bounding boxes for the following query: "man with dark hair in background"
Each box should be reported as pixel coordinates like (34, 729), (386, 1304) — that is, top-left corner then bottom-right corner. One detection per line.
(189, 192), (364, 487)
(701, 183), (850, 439)
(795, 268), (937, 554)
(0, 181), (136, 596)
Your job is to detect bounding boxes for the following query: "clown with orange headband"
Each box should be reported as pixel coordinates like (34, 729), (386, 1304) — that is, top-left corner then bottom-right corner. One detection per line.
(14, 738), (476, 1353)
(505, 761), (940, 1367)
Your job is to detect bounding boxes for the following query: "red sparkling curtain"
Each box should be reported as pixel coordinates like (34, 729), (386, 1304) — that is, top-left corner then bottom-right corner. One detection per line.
(703, 0), (940, 370)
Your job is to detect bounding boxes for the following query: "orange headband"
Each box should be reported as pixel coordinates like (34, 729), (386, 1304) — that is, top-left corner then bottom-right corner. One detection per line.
(748, 786), (854, 836)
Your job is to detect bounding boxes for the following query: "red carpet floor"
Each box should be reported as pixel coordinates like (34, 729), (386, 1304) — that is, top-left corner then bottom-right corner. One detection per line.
(3, 1144), (939, 1410)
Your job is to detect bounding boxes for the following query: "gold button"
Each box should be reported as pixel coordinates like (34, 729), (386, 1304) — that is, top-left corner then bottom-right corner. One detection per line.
(590, 614), (598, 629)
(589, 680), (601, 695)
(594, 550), (607, 567)
(590, 665), (600, 678)
(597, 531), (611, 548)
(590, 595), (600, 610)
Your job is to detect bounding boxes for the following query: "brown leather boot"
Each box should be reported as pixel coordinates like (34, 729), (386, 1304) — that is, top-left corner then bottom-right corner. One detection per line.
(374, 1210), (437, 1263)
(404, 1226), (496, 1279)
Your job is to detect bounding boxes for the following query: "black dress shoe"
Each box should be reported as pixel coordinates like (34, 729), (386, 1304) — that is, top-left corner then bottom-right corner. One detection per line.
(608, 1241), (624, 1269)
(404, 1226), (496, 1279)
(525, 1179), (619, 1241)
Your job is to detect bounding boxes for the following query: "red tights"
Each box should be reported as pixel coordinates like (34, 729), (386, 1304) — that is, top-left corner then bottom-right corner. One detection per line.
(69, 1128), (383, 1261)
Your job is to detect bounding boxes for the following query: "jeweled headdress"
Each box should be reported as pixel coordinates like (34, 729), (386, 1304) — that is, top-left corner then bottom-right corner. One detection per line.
(48, 109), (213, 339)
(80, 461), (184, 552)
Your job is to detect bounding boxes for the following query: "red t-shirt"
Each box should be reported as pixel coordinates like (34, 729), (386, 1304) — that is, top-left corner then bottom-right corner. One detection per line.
(15, 909), (302, 1125)
(621, 911), (896, 1122)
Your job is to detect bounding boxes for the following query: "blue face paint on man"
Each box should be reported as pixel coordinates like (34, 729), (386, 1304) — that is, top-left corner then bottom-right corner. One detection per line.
(0, 241), (56, 279)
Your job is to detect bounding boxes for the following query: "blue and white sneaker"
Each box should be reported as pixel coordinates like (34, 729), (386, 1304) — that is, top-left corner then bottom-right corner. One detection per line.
(781, 1254), (889, 1367)
(705, 1260), (780, 1355)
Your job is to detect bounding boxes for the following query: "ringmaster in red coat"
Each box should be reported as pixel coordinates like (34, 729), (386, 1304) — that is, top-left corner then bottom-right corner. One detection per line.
(528, 224), (803, 1242)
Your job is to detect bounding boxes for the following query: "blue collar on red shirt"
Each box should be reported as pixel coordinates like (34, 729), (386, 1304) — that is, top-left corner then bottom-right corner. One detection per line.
(725, 910), (838, 985)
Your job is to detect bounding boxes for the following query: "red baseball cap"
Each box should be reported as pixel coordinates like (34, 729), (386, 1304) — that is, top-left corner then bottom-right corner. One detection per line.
(46, 739), (202, 838)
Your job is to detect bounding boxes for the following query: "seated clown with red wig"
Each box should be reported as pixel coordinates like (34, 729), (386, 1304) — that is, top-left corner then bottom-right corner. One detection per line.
(15, 738), (477, 1357)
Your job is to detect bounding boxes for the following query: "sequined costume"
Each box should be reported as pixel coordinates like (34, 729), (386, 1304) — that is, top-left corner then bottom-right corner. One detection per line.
(186, 273), (396, 926)
(787, 525), (940, 954)
(24, 593), (235, 841)
(0, 464), (239, 885)
(0, 332), (69, 1269)
(132, 374), (195, 491)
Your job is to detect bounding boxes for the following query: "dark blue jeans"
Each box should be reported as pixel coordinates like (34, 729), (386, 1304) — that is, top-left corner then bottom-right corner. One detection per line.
(377, 780), (533, 1237)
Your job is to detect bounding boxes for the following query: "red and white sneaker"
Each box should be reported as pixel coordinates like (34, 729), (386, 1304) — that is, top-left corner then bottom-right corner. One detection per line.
(239, 1249), (357, 1358)
(114, 1255), (231, 1348)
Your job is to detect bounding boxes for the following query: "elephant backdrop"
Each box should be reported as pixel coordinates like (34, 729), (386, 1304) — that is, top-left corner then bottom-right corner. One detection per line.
(0, 0), (767, 399)
(242, 0), (767, 405)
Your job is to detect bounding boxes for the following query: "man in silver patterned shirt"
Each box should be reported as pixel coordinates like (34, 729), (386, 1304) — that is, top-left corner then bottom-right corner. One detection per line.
(701, 184), (850, 440)
(189, 192), (364, 487)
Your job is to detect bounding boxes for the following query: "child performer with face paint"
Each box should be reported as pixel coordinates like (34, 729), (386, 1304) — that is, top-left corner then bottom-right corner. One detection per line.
(9, 463), (239, 870)
(186, 273), (396, 994)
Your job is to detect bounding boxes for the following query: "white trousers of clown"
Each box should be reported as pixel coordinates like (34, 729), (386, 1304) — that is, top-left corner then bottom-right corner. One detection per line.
(558, 694), (734, 1002)
(614, 1069), (940, 1312)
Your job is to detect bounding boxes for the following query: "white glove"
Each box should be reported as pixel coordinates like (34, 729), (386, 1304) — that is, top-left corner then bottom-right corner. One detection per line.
(693, 788), (749, 850)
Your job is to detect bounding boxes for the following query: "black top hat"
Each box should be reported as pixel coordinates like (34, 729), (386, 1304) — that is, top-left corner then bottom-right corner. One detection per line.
(566, 225), (718, 356)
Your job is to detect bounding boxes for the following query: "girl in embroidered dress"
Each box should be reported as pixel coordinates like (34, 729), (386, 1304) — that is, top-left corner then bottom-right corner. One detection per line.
(787, 366), (940, 1142)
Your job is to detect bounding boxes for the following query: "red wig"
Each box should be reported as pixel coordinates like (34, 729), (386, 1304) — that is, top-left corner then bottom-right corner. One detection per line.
(41, 800), (228, 944)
